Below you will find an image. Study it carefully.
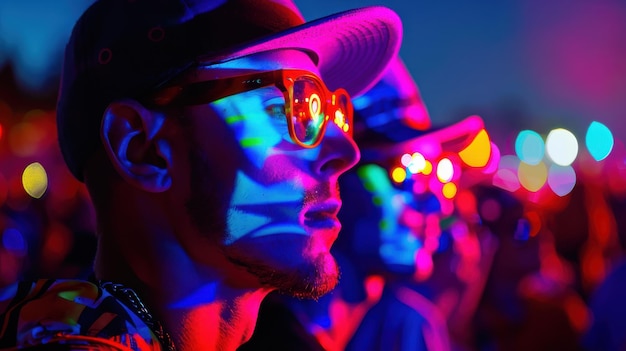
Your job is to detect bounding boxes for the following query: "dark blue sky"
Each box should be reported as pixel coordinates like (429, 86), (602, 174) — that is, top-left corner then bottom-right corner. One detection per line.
(294, 0), (626, 149)
(1, 0), (625, 150)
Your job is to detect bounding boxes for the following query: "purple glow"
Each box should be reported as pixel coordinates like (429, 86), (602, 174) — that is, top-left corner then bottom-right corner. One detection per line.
(523, 0), (626, 107)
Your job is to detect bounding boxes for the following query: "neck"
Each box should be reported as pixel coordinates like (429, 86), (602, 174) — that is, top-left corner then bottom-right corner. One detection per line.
(165, 288), (268, 351)
(94, 223), (272, 351)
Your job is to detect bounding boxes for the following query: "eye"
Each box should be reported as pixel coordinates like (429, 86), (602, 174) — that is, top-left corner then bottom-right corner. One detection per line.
(264, 96), (287, 122)
(265, 104), (286, 120)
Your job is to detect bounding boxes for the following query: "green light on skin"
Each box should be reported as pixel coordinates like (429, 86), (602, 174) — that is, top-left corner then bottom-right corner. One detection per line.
(241, 137), (265, 148)
(225, 114), (246, 124)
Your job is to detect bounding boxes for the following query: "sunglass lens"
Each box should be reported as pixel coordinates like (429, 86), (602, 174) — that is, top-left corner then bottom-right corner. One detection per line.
(291, 78), (325, 146)
(334, 92), (352, 136)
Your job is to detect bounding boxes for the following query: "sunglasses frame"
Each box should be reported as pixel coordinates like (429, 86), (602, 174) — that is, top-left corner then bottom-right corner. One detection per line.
(151, 69), (353, 148)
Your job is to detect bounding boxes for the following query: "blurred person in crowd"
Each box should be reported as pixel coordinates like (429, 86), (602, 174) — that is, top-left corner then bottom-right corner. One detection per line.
(339, 56), (499, 351)
(471, 185), (589, 351)
(0, 0), (402, 350)
(342, 116), (498, 351)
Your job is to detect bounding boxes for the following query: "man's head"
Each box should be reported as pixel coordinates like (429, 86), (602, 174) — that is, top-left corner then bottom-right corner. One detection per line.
(57, 0), (402, 299)
(57, 0), (402, 181)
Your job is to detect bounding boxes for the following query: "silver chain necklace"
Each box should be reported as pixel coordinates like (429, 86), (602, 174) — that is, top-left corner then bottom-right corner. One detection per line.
(99, 281), (177, 351)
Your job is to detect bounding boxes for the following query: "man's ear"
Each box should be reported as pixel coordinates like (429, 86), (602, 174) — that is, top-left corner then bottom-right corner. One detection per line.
(101, 99), (172, 192)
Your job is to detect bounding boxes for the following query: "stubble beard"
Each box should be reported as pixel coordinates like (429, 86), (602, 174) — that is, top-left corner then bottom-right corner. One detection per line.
(185, 146), (339, 299)
(226, 244), (340, 300)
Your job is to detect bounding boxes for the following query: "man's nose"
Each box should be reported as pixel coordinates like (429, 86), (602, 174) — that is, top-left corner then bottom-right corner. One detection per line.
(313, 122), (360, 178)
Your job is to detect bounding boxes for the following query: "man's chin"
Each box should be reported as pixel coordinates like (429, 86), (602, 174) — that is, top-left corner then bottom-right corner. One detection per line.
(225, 235), (339, 299)
(275, 252), (339, 299)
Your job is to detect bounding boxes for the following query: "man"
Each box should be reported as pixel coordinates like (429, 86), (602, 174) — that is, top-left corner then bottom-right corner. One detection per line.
(0, 0), (402, 350)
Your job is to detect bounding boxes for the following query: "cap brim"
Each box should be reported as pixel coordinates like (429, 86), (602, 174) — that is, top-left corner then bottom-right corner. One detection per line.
(197, 6), (403, 97)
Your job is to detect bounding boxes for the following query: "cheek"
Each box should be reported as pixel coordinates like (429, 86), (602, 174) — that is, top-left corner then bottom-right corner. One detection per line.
(213, 96), (324, 176)
(213, 98), (286, 169)
(241, 147), (322, 193)
(226, 170), (307, 244)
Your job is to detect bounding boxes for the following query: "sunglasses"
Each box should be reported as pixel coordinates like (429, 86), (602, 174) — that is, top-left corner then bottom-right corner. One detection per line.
(152, 69), (353, 148)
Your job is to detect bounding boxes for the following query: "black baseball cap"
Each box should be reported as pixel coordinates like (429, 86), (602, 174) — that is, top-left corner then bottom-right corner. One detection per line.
(57, 0), (403, 180)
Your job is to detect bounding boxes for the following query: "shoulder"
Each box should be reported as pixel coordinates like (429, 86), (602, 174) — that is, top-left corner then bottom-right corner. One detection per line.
(0, 279), (163, 351)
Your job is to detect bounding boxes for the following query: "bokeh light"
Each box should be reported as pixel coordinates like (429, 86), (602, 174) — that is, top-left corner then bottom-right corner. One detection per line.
(9, 121), (43, 157)
(442, 182), (457, 199)
(518, 160), (548, 192)
(422, 160), (433, 176)
(401, 153), (413, 167)
(547, 164), (577, 196)
(414, 248), (434, 282)
(436, 158), (454, 183)
(406, 152), (427, 174)
(454, 189), (476, 218)
(545, 128), (578, 166)
(515, 130), (545, 165)
(2, 228), (27, 256)
(459, 129), (491, 167)
(585, 121), (613, 161)
(359, 164), (393, 194)
(391, 167), (407, 183)
(22, 162), (48, 199)
(493, 155), (521, 192)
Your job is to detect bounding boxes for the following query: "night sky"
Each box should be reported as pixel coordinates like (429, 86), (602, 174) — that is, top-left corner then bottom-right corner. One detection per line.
(1, 0), (625, 150)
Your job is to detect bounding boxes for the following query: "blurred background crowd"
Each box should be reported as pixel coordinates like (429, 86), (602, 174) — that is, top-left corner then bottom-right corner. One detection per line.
(2, 0), (626, 350)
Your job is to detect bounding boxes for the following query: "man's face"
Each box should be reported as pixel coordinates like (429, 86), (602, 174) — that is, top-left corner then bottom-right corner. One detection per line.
(172, 50), (359, 298)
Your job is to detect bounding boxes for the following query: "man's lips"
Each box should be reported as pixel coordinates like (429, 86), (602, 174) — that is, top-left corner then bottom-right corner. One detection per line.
(304, 200), (341, 230)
